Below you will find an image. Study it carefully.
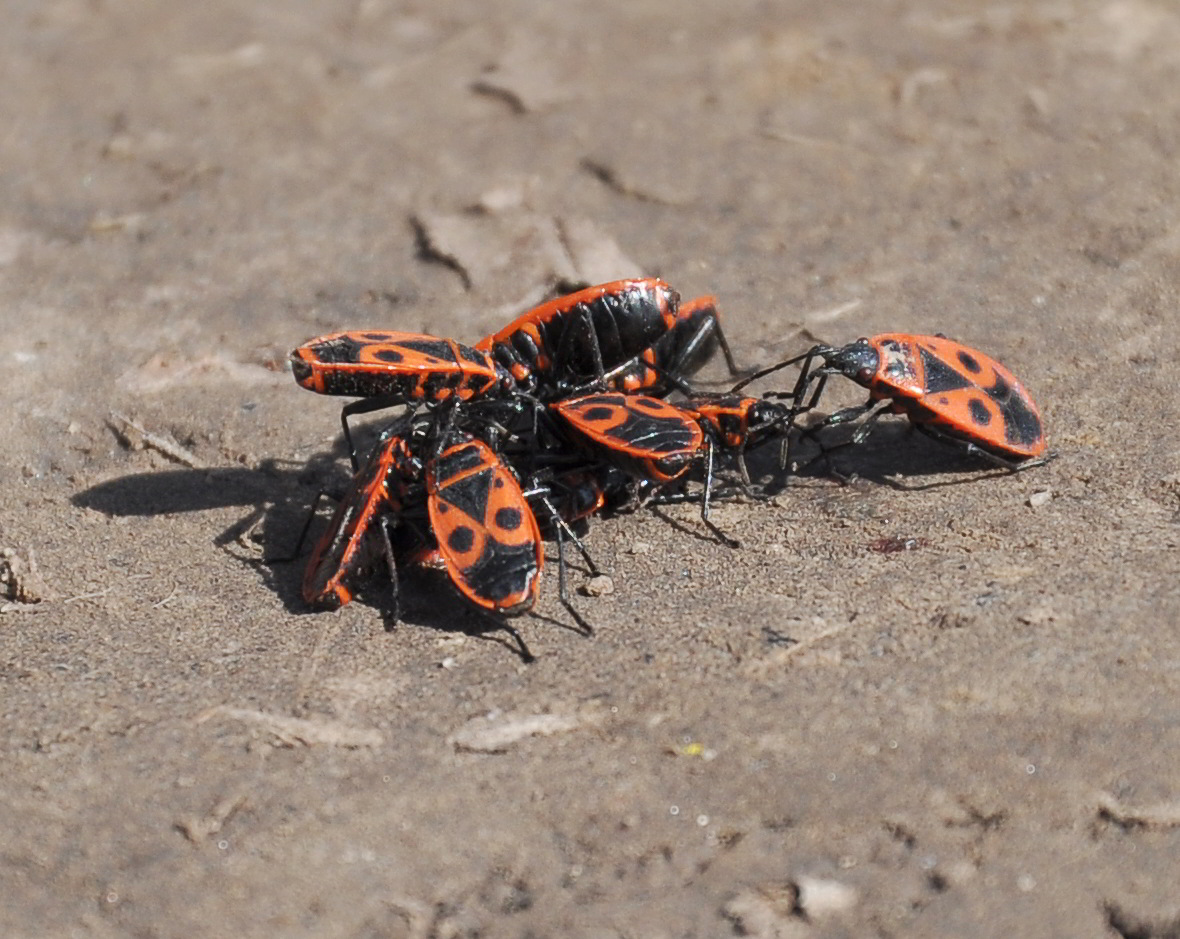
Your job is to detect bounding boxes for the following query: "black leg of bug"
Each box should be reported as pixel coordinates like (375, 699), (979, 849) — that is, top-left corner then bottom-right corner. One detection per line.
(787, 399), (892, 480)
(771, 387), (877, 474)
(665, 307), (745, 383)
(728, 345), (819, 394)
(339, 396), (416, 470)
(373, 513), (401, 627)
(640, 442), (742, 549)
(522, 486), (601, 576)
(553, 526), (594, 637)
(571, 352), (696, 397)
(757, 353), (838, 470)
(711, 316), (744, 378)
(469, 610), (535, 663)
(698, 441), (742, 548)
(520, 485), (597, 636)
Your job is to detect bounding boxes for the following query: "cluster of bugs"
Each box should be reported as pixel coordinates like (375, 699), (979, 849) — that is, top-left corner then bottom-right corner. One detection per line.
(289, 278), (1048, 646)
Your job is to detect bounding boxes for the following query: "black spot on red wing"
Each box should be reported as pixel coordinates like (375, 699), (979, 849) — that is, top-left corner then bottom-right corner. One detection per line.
(494, 507), (523, 530)
(968, 398), (992, 426)
(983, 373), (1044, 448)
(435, 503), (449, 514)
(494, 478), (504, 488)
(362, 332), (394, 341)
(957, 349), (983, 373)
(919, 347), (973, 394)
(309, 335), (370, 364)
(583, 405), (617, 422)
(398, 337), (458, 360)
(373, 348), (405, 364)
(938, 396), (949, 405)
(632, 397), (670, 414)
(448, 525), (475, 553)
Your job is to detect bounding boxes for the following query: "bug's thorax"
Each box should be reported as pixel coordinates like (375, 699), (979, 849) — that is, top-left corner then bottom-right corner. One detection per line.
(863, 336), (924, 399)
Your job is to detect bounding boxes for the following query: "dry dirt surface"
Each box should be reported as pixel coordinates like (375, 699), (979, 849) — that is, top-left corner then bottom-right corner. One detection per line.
(4, 1), (1180, 936)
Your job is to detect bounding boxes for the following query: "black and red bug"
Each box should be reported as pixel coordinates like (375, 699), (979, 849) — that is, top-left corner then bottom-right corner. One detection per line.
(291, 331), (506, 402)
(290, 279), (730, 468)
(290, 330), (517, 467)
(301, 425), (420, 616)
(474, 278), (684, 394)
(425, 431), (545, 616)
(758, 333), (1049, 471)
(585, 292), (742, 395)
(551, 391), (794, 545)
(297, 426), (541, 663)
(398, 455), (615, 636)
(551, 393), (705, 484)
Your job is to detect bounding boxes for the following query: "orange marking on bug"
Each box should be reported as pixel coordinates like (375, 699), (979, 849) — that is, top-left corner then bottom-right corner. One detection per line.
(554, 393), (703, 483)
(426, 435), (543, 615)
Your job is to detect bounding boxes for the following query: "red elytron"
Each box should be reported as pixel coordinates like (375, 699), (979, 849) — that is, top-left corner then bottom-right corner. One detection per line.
(771, 333), (1048, 468)
(426, 433), (544, 616)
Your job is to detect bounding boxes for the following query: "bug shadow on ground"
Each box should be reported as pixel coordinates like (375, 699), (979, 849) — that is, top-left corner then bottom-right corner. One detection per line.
(73, 447), (350, 614)
(72, 434), (584, 661)
(750, 419), (1029, 494)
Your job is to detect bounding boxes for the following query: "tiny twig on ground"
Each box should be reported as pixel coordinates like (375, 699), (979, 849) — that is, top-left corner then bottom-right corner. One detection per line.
(108, 412), (205, 468)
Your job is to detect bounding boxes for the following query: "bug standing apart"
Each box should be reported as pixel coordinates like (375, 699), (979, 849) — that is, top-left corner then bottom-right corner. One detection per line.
(755, 333), (1049, 472)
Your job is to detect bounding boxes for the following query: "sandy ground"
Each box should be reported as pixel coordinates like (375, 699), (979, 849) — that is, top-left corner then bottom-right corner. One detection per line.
(4, 1), (1180, 936)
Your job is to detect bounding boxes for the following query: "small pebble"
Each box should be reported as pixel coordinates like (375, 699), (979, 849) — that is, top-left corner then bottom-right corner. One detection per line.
(580, 575), (614, 597)
(1027, 490), (1052, 508)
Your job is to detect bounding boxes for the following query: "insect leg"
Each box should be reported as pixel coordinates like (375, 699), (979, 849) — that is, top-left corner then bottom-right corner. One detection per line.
(668, 302), (745, 379)
(377, 513), (401, 627)
(339, 395), (409, 469)
(700, 439), (741, 548)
